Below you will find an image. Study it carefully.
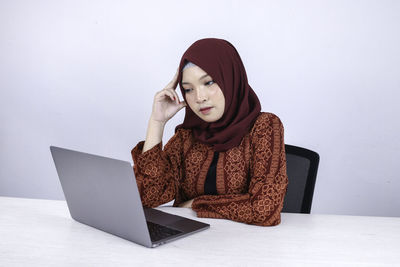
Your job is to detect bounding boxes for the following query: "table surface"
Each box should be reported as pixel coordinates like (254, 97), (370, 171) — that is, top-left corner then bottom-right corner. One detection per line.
(0, 197), (399, 267)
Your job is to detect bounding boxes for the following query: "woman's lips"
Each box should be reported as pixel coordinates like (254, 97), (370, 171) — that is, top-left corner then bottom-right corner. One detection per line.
(200, 107), (212, 114)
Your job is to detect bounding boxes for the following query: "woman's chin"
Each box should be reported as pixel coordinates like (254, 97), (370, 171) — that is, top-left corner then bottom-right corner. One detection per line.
(194, 111), (224, 123)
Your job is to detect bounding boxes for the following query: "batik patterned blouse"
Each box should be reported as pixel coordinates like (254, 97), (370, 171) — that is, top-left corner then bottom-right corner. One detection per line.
(131, 112), (288, 226)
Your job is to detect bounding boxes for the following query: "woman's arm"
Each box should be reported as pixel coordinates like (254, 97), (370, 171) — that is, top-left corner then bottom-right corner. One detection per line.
(131, 129), (187, 207)
(191, 114), (288, 226)
(131, 67), (187, 207)
(143, 67), (186, 153)
(142, 118), (166, 153)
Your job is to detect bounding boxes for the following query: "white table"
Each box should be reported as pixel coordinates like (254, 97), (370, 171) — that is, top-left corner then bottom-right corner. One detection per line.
(0, 197), (399, 266)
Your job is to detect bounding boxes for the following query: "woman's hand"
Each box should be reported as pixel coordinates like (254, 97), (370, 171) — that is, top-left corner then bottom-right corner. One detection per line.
(178, 199), (194, 208)
(150, 67), (186, 124)
(142, 67), (186, 153)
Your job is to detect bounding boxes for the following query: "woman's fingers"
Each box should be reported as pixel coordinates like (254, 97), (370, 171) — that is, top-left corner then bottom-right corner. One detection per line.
(151, 68), (185, 123)
(178, 199), (194, 208)
(163, 88), (180, 104)
(156, 88), (180, 105)
(171, 67), (179, 89)
(165, 67), (180, 90)
(156, 89), (173, 101)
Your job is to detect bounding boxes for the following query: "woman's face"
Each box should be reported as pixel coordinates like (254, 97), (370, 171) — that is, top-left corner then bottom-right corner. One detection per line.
(181, 65), (225, 122)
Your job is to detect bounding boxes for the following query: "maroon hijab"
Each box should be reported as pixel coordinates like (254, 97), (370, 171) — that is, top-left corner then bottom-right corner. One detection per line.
(174, 38), (261, 152)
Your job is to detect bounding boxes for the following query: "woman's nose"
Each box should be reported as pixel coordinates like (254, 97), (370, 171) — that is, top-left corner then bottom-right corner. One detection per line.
(195, 88), (207, 103)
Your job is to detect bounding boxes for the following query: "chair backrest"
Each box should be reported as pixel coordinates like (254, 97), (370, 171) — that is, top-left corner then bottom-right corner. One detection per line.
(282, 144), (320, 214)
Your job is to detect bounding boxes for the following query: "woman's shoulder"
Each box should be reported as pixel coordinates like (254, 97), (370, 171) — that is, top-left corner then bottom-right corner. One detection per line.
(250, 112), (284, 135)
(249, 112), (283, 148)
(253, 112), (283, 127)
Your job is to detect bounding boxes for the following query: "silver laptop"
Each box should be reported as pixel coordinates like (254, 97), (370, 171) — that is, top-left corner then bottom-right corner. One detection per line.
(50, 146), (210, 248)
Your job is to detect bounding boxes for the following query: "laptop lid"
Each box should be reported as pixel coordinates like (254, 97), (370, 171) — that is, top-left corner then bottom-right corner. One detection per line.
(50, 146), (153, 247)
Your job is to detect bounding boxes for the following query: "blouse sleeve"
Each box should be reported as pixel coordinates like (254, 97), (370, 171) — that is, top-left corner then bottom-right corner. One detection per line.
(131, 129), (186, 208)
(191, 114), (289, 226)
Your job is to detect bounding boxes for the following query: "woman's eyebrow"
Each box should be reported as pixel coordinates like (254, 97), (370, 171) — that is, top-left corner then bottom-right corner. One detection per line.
(182, 74), (210, 85)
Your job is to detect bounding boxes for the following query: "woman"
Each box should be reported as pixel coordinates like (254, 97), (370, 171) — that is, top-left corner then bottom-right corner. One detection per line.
(131, 38), (288, 226)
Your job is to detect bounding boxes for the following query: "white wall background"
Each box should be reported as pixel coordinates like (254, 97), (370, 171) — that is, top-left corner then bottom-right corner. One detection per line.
(1, 0), (399, 217)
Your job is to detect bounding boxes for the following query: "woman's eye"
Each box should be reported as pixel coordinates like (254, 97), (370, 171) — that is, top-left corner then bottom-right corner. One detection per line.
(184, 88), (192, 93)
(205, 80), (214, 86)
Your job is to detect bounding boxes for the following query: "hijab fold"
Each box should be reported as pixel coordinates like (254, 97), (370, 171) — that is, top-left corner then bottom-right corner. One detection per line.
(175, 38), (261, 152)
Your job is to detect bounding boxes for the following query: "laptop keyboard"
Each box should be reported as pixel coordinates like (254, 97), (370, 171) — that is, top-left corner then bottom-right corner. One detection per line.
(146, 221), (182, 242)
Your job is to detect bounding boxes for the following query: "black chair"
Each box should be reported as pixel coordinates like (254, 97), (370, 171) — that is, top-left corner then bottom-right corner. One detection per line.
(282, 144), (320, 214)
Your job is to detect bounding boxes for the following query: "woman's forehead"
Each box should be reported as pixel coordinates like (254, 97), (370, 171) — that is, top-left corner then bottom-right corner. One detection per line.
(181, 65), (210, 83)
